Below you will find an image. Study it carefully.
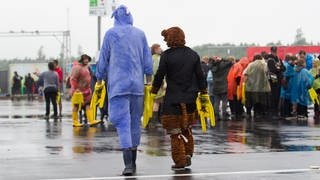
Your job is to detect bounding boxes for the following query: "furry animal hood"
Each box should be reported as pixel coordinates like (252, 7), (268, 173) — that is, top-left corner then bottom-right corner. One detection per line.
(112, 5), (133, 26)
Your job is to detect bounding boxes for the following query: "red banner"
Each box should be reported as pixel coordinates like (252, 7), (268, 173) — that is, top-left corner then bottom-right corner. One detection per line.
(247, 46), (320, 60)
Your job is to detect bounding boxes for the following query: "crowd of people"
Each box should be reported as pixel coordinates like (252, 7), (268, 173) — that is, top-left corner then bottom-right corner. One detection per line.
(10, 60), (63, 105)
(201, 47), (320, 121)
(11, 71), (36, 101)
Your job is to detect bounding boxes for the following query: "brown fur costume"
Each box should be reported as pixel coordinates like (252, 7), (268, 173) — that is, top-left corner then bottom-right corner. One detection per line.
(160, 104), (195, 168)
(153, 26), (197, 169)
(150, 26), (186, 95)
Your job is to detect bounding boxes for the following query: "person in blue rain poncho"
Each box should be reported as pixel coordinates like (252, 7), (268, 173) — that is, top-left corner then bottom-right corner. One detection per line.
(280, 55), (296, 119)
(96, 5), (153, 176)
(306, 54), (314, 70)
(290, 59), (314, 119)
(298, 50), (314, 70)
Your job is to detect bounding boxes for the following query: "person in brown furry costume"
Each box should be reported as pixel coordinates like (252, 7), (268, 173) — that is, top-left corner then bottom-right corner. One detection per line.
(151, 26), (207, 170)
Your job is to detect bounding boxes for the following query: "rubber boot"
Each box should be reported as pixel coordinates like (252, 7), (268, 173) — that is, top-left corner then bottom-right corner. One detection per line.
(122, 149), (134, 176)
(86, 109), (101, 126)
(182, 128), (194, 167)
(170, 134), (186, 170)
(132, 148), (137, 173)
(72, 112), (83, 127)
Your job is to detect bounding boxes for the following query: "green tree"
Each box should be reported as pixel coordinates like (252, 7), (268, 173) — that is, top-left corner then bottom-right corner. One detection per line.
(292, 28), (308, 45)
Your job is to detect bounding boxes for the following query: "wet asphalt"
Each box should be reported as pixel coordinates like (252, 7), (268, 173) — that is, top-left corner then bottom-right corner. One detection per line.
(0, 100), (319, 180)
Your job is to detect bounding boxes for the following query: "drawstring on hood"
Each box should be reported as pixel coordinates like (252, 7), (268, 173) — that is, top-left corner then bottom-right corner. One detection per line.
(112, 5), (133, 26)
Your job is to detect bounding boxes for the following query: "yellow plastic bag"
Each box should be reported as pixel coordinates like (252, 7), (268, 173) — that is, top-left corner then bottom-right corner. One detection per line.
(309, 88), (320, 105)
(241, 83), (246, 105)
(56, 91), (61, 104)
(196, 93), (215, 133)
(142, 85), (155, 128)
(90, 81), (107, 119)
(72, 91), (84, 112)
(236, 86), (241, 101)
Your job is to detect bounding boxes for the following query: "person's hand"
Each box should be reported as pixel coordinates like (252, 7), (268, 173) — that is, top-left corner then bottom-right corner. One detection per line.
(150, 86), (159, 94)
(200, 89), (208, 95)
(95, 81), (104, 91)
(150, 93), (156, 98)
(146, 75), (152, 85)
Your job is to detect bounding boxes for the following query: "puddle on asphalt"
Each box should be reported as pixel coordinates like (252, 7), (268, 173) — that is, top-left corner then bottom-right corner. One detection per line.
(11, 115), (23, 119)
(45, 146), (63, 155)
(1, 108), (319, 156)
(125, 119), (316, 154)
(46, 120), (62, 139)
(62, 117), (320, 156)
(71, 125), (121, 154)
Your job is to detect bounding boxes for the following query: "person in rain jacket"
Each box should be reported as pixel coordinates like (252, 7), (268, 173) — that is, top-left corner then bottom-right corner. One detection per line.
(227, 57), (250, 118)
(149, 43), (165, 125)
(290, 59), (314, 119)
(210, 57), (233, 120)
(280, 55), (296, 119)
(243, 54), (271, 117)
(267, 46), (285, 118)
(70, 55), (101, 126)
(298, 50), (314, 71)
(96, 5), (153, 176)
(310, 59), (320, 118)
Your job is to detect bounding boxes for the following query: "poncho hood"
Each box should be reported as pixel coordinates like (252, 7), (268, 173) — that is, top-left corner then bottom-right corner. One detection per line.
(239, 57), (250, 69)
(112, 5), (133, 26)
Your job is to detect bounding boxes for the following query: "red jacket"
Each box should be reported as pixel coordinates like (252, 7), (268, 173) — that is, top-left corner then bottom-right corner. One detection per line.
(227, 57), (250, 100)
(54, 67), (63, 84)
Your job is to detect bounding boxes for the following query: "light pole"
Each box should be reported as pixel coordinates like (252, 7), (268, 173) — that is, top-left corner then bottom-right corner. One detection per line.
(98, 16), (101, 51)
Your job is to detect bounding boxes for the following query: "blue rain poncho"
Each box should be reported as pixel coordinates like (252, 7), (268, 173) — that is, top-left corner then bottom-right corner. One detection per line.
(290, 66), (314, 106)
(95, 5), (153, 149)
(280, 61), (295, 99)
(306, 54), (314, 70)
(96, 5), (153, 99)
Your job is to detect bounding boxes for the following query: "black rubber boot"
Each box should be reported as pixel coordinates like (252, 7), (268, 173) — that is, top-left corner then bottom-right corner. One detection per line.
(132, 148), (137, 173)
(122, 149), (134, 176)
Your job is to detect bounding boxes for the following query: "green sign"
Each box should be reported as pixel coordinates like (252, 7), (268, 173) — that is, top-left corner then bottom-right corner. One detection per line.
(89, 0), (118, 16)
(90, 0), (98, 7)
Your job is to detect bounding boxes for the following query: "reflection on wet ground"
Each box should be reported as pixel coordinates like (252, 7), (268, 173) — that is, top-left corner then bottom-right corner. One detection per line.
(142, 118), (320, 156)
(0, 100), (319, 158)
(43, 116), (320, 156)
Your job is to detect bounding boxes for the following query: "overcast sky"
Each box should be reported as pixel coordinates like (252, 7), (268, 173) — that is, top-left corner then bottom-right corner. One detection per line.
(0, 0), (319, 59)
